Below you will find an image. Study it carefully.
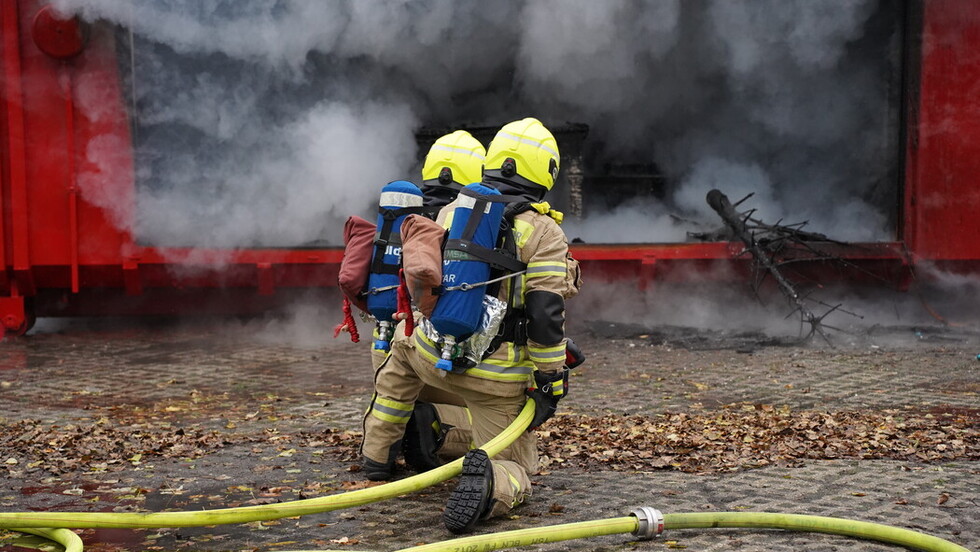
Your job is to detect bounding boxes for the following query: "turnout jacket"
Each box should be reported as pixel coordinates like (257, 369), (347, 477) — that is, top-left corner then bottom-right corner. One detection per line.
(412, 203), (581, 384)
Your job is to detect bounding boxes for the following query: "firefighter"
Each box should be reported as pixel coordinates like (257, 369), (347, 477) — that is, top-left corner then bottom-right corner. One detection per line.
(361, 118), (582, 533)
(365, 130), (485, 478)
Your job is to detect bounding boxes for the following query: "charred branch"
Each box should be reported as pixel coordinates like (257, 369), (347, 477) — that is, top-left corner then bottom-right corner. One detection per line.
(706, 189), (859, 343)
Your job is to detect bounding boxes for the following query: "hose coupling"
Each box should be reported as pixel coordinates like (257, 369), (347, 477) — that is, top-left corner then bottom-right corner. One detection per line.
(630, 506), (665, 540)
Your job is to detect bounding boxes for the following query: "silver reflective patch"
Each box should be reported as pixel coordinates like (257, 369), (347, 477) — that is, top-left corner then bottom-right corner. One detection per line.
(418, 316), (441, 344)
(461, 295), (507, 365)
(419, 295), (508, 366)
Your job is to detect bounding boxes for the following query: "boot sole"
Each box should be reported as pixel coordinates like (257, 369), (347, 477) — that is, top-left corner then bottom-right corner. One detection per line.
(364, 470), (392, 481)
(443, 449), (492, 534)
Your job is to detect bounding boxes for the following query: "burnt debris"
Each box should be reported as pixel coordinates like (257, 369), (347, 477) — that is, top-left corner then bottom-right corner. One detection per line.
(705, 189), (863, 344)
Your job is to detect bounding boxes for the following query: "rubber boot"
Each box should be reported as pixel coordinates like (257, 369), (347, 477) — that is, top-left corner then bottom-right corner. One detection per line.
(403, 402), (449, 472)
(443, 449), (494, 534)
(362, 440), (401, 481)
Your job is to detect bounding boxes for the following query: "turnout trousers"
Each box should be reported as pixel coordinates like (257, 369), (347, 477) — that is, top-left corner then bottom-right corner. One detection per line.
(371, 346), (472, 461)
(363, 338), (536, 517)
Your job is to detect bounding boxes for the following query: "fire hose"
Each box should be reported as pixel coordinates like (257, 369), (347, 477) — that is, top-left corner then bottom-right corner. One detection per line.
(0, 398), (972, 552)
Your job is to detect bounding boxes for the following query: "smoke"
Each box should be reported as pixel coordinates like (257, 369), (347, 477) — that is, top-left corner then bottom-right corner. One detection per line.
(545, 0), (899, 244)
(51, 0), (902, 249)
(563, 199), (689, 244)
(135, 100), (418, 247)
(565, 269), (980, 348)
(566, 278), (801, 339)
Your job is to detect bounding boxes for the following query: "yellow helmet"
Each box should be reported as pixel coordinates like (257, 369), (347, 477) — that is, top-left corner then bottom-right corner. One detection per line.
(421, 130), (486, 187)
(484, 117), (560, 192)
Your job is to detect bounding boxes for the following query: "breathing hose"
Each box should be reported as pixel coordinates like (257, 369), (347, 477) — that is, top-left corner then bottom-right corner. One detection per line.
(1, 398), (971, 552)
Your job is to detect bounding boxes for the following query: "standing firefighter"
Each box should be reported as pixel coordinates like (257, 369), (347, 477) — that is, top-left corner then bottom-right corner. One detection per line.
(361, 118), (583, 534)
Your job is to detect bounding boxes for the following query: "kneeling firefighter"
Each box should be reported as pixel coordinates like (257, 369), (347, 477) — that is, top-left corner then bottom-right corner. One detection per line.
(341, 131), (487, 479)
(360, 117), (584, 534)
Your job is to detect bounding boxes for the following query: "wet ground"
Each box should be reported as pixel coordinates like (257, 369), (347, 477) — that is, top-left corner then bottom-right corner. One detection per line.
(0, 314), (978, 552)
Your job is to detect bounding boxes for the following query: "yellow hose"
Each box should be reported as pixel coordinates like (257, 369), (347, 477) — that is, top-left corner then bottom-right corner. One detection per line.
(10, 528), (83, 552)
(390, 516), (638, 552)
(279, 517), (640, 552)
(0, 399), (535, 530)
(664, 512), (971, 552)
(2, 399), (972, 552)
(282, 512), (970, 552)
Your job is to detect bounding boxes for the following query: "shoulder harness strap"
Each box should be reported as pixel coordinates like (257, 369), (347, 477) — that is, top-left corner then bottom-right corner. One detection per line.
(370, 205), (429, 275)
(442, 188), (529, 274)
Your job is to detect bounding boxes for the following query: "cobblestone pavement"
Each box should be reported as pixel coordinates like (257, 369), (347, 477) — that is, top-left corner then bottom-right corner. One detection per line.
(0, 315), (978, 552)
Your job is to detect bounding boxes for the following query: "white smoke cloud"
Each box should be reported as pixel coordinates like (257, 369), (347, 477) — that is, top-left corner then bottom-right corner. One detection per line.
(917, 262), (980, 297)
(674, 157), (781, 222)
(136, 101), (418, 247)
(518, 1), (681, 114)
(562, 199), (689, 244)
(519, 0), (894, 244)
(565, 269), (804, 338)
(566, 258), (980, 344)
(77, 132), (133, 232)
(53, 1), (341, 69)
(53, 0), (898, 251)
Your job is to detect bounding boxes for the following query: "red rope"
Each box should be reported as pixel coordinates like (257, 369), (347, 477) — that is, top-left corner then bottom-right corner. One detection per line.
(333, 296), (360, 343)
(397, 269), (414, 336)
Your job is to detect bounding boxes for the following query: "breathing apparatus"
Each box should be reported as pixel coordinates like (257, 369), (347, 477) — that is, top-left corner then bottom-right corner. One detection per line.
(427, 183), (514, 370)
(366, 180), (425, 351)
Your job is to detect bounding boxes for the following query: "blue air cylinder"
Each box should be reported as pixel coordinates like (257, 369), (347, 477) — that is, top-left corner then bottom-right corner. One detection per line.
(429, 183), (505, 370)
(366, 180), (423, 351)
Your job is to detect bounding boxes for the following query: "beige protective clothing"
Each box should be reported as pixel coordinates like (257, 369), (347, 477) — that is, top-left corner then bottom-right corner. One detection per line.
(370, 341), (472, 461)
(363, 205), (579, 517)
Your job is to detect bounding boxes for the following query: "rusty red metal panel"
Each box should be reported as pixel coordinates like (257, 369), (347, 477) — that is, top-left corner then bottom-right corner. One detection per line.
(257, 263), (275, 296)
(0, 8), (8, 291)
(11, 1), (70, 271)
(569, 242), (905, 263)
(1, 0), (33, 295)
(905, 0), (980, 261)
(12, 0), (136, 272)
(0, 296), (27, 336)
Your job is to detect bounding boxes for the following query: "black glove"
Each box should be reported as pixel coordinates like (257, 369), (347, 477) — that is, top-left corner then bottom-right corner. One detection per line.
(526, 368), (568, 430)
